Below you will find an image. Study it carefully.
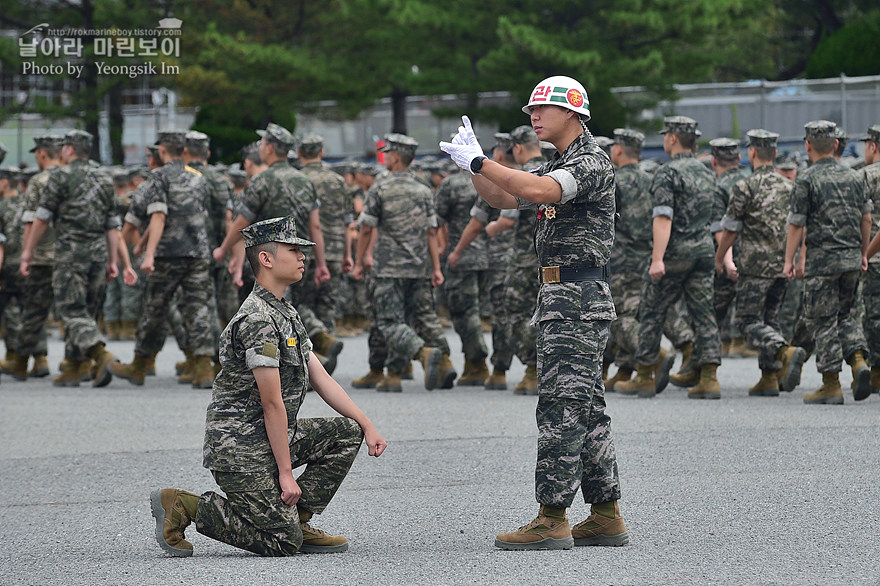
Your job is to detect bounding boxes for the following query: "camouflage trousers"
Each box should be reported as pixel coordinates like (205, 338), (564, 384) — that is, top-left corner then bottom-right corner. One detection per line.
(52, 260), (107, 361)
(535, 318), (621, 507)
(862, 263), (880, 367)
(734, 275), (788, 371)
(802, 270), (867, 373)
(364, 275), (387, 371)
(212, 261), (239, 329)
(444, 268), (488, 361)
(134, 257), (217, 358)
(481, 268), (513, 369)
(0, 267), (23, 353)
(16, 264), (51, 357)
(609, 271), (695, 369)
(636, 256), (721, 367)
(493, 266), (538, 370)
(196, 417), (363, 557)
(778, 278), (803, 341)
(714, 270), (739, 341)
(372, 277), (450, 374)
(103, 266), (145, 323)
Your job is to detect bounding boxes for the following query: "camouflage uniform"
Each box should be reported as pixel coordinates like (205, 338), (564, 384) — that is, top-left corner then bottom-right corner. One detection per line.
(514, 129), (620, 507)
(721, 158), (793, 371)
(636, 145), (721, 369)
(435, 171), (489, 362)
(300, 157), (350, 330)
(860, 128), (880, 368)
(125, 156), (216, 359)
(17, 159), (57, 359)
(103, 185), (143, 328)
(788, 138), (871, 374)
(0, 182), (26, 352)
(711, 153), (746, 344)
(198, 283), (362, 556)
(359, 167), (450, 374)
(37, 158), (119, 362)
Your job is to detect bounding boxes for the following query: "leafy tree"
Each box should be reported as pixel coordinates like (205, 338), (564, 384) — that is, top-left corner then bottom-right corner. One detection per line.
(804, 9), (880, 77)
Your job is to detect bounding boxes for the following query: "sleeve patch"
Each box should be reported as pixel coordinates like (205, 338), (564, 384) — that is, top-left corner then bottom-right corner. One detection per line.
(262, 342), (279, 359)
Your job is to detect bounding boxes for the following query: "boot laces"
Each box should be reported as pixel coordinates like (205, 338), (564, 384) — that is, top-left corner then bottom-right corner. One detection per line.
(301, 521), (327, 537)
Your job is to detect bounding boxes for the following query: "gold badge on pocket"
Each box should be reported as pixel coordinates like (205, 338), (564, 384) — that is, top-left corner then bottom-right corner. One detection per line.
(287, 337), (297, 347)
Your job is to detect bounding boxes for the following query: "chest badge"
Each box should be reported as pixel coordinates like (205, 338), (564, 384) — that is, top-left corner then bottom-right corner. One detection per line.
(544, 206), (557, 219)
(287, 337), (297, 347)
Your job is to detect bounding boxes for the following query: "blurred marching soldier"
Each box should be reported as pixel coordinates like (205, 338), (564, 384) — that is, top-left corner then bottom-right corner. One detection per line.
(859, 125), (880, 395)
(0, 166), (27, 375)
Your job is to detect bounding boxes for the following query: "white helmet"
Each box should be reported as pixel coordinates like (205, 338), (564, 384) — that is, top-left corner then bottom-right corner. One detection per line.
(522, 75), (591, 121)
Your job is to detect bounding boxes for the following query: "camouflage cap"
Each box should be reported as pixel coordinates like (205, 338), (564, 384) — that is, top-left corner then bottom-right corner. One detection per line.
(745, 129), (779, 149)
(299, 134), (324, 149)
(0, 165), (19, 180)
(356, 162), (382, 176)
(146, 144), (160, 158)
(493, 132), (513, 151)
(859, 124), (880, 143)
(510, 125), (539, 145)
(709, 137), (740, 156)
(127, 165), (149, 180)
(612, 128), (645, 148)
(240, 215), (315, 249)
(184, 130), (210, 148)
(155, 130), (186, 148)
(256, 122), (295, 147)
(803, 120), (837, 140)
(29, 134), (65, 153)
(775, 154), (798, 170)
(63, 130), (93, 149)
(659, 116), (698, 135)
(594, 136), (615, 149)
(378, 133), (418, 153)
(226, 163), (247, 179)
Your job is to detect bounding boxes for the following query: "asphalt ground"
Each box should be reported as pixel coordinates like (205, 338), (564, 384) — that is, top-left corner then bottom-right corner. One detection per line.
(1, 328), (879, 586)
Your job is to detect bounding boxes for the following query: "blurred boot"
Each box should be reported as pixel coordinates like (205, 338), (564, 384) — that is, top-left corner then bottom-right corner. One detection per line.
(484, 367), (507, 391)
(376, 372), (402, 393)
(190, 355), (215, 389)
(457, 357), (490, 386)
(803, 371), (844, 405)
(847, 350), (871, 401)
(109, 354), (152, 386)
(687, 364), (721, 400)
(29, 354), (50, 378)
(513, 364), (538, 395)
(604, 367), (632, 393)
(749, 370), (780, 397)
(352, 368), (384, 389)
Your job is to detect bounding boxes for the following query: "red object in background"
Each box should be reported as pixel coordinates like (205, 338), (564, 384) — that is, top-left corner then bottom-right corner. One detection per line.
(376, 139), (385, 165)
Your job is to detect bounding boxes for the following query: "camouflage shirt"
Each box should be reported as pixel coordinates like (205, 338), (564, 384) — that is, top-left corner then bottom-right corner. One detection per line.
(515, 130), (616, 323)
(711, 167), (746, 233)
(470, 197), (513, 266)
(0, 194), (26, 267)
(236, 161), (318, 259)
(359, 169), (437, 279)
(203, 283), (313, 473)
(435, 170), (488, 272)
(500, 155), (547, 270)
(189, 161), (234, 249)
(649, 152), (716, 260)
(21, 165), (59, 266)
(140, 159), (211, 259)
(720, 165), (792, 278)
(611, 162), (653, 275)
(301, 161), (348, 262)
(863, 161), (880, 266)
(788, 156), (871, 276)
(36, 159), (120, 263)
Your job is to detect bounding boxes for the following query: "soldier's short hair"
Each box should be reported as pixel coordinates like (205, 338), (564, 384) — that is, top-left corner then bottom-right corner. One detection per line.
(184, 131), (210, 160)
(809, 137), (836, 155)
(242, 142), (262, 166)
(245, 241), (278, 276)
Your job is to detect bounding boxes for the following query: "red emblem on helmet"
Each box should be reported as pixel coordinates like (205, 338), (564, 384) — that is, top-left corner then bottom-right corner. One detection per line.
(567, 89), (583, 108)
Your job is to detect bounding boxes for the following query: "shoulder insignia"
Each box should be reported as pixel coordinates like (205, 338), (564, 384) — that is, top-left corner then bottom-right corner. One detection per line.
(184, 165), (202, 176)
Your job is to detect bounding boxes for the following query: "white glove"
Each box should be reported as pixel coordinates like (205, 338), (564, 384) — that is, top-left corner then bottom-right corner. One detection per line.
(439, 116), (486, 174)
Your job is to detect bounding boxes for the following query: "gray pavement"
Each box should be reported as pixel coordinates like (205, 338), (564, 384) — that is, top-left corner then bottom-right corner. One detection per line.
(1, 328), (879, 585)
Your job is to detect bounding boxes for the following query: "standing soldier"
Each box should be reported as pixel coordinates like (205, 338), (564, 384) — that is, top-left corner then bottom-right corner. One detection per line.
(0, 166), (27, 372)
(298, 135), (349, 332)
(441, 75), (627, 551)
(8, 135), (63, 380)
(785, 120), (872, 404)
(715, 129), (807, 396)
(859, 125), (880, 394)
(110, 130), (217, 388)
(353, 134), (455, 392)
(617, 116), (722, 399)
(436, 166), (490, 386)
(19, 130), (118, 387)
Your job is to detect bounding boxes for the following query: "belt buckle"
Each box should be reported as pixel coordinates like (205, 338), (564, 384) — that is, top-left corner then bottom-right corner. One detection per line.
(540, 266), (561, 284)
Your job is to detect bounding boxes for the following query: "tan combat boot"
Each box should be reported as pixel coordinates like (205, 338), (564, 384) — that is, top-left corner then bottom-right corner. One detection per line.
(604, 367), (633, 393)
(777, 345), (806, 393)
(312, 331), (343, 375)
(106, 321), (121, 341)
(401, 361), (414, 380)
(615, 363), (654, 397)
(438, 353), (457, 388)
(298, 509), (349, 553)
(494, 506), (573, 551)
(674, 341), (694, 376)
(571, 501), (629, 547)
(847, 350), (872, 401)
(669, 360), (700, 388)
(749, 370), (780, 397)
(376, 372), (403, 393)
(53, 359), (84, 387)
(415, 347), (442, 390)
(190, 355), (215, 389)
(29, 354), (50, 378)
(457, 357), (490, 387)
(89, 343), (115, 387)
(109, 354), (151, 386)
(2, 352), (29, 381)
(484, 367), (508, 390)
(144, 354), (157, 376)
(119, 320), (138, 340)
(177, 351), (196, 384)
(513, 364), (538, 395)
(150, 488), (199, 557)
(803, 371), (844, 405)
(77, 359), (94, 382)
(175, 351), (190, 376)
(352, 368), (385, 389)
(687, 364), (721, 400)
(654, 349), (675, 395)
(727, 337), (758, 357)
